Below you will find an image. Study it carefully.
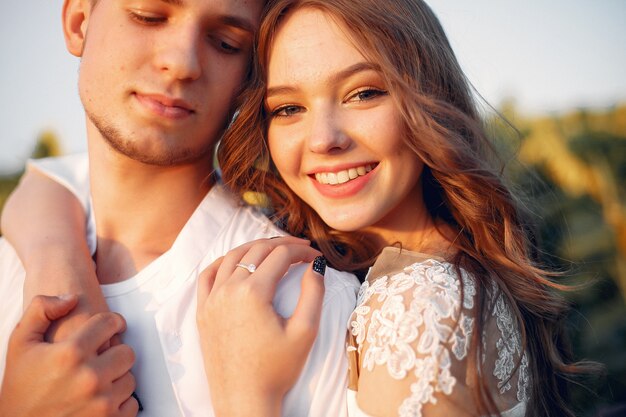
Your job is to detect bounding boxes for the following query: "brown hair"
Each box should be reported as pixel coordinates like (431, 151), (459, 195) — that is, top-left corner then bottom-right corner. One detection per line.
(219, 0), (589, 415)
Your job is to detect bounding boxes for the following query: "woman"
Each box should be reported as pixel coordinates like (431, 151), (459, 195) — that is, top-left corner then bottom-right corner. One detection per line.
(214, 0), (582, 415)
(3, 0), (583, 416)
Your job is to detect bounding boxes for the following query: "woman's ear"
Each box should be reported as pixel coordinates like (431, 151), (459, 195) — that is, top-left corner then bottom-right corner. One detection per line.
(62, 0), (91, 57)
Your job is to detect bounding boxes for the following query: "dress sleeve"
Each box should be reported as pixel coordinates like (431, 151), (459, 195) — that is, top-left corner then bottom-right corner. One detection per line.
(347, 260), (478, 417)
(346, 259), (529, 417)
(26, 153), (96, 254)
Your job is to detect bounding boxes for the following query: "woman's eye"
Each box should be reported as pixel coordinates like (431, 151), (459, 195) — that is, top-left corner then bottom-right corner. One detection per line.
(129, 11), (166, 25)
(271, 105), (303, 118)
(347, 88), (388, 103)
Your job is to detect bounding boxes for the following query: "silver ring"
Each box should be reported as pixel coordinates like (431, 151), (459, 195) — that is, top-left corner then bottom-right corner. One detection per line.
(235, 262), (257, 273)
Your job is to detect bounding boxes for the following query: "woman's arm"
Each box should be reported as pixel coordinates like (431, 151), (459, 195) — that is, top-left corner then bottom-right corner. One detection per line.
(1, 168), (109, 342)
(348, 261), (479, 417)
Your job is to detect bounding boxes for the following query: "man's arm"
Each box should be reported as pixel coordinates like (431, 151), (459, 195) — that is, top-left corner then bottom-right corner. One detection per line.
(0, 294), (137, 417)
(1, 168), (108, 342)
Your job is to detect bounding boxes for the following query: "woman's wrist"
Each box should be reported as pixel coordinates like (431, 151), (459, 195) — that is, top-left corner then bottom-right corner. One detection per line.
(21, 241), (98, 305)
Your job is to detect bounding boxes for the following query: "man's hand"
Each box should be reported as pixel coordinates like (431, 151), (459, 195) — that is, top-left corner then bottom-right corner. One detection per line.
(196, 237), (326, 417)
(0, 295), (138, 417)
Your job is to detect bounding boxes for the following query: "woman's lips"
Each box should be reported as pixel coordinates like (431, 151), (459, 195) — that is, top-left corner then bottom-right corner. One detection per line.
(313, 164), (375, 185)
(309, 163), (378, 198)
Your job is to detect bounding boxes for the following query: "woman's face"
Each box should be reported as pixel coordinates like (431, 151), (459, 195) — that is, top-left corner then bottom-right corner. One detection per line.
(266, 7), (426, 241)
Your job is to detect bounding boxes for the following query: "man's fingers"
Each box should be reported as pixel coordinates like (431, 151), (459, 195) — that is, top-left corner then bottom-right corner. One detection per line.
(68, 312), (127, 354)
(92, 343), (136, 384)
(110, 371), (137, 414)
(286, 257), (326, 346)
(110, 333), (123, 346)
(118, 394), (141, 417)
(12, 294), (78, 345)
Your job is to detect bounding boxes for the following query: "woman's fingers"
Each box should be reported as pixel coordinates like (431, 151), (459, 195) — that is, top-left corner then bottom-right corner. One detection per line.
(198, 238), (321, 313)
(198, 256), (223, 301)
(215, 237), (313, 288)
(248, 244), (321, 301)
(286, 257), (326, 349)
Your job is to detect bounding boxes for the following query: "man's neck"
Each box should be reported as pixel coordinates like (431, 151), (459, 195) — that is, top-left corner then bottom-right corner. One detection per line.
(87, 136), (215, 284)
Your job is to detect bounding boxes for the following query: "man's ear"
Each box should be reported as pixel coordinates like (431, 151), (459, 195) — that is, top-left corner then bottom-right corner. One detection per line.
(62, 0), (91, 57)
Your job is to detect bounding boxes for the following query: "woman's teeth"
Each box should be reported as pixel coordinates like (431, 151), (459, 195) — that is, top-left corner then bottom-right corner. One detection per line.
(314, 164), (373, 185)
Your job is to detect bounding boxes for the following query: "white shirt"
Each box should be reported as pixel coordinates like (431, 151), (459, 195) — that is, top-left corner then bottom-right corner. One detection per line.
(0, 154), (360, 417)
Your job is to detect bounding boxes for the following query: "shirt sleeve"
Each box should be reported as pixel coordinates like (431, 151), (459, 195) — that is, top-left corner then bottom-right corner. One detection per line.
(26, 153), (96, 254)
(282, 267), (359, 417)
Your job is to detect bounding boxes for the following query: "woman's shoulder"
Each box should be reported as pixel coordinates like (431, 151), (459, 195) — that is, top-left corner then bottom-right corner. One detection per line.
(347, 250), (529, 416)
(350, 255), (476, 366)
(355, 251), (477, 330)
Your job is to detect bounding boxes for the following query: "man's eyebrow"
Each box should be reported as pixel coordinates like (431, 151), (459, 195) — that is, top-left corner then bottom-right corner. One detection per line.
(158, 0), (184, 6)
(266, 62), (381, 99)
(155, 0), (255, 34)
(218, 15), (256, 34)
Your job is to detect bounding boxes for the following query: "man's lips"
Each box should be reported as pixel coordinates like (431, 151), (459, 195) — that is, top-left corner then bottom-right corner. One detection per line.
(133, 93), (195, 119)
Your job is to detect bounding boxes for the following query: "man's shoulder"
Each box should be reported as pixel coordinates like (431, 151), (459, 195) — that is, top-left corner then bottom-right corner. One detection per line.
(0, 238), (24, 273)
(27, 153), (91, 212)
(323, 266), (361, 301)
(204, 185), (285, 242)
(272, 262), (359, 320)
(28, 153), (90, 182)
(0, 238), (26, 342)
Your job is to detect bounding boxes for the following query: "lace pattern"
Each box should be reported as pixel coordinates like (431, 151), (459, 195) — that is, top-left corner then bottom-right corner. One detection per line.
(347, 255), (529, 417)
(492, 292), (530, 402)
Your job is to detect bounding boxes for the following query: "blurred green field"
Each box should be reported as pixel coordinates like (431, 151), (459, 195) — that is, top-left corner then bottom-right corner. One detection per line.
(1, 105), (625, 415)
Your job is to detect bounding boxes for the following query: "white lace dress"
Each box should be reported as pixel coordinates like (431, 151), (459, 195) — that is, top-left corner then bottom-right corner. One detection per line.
(346, 247), (529, 417)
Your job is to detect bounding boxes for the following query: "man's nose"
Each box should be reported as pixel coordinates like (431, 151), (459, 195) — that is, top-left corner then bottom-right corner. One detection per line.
(155, 28), (202, 81)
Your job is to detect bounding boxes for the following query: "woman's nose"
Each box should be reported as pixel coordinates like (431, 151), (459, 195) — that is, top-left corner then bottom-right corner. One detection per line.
(307, 109), (351, 154)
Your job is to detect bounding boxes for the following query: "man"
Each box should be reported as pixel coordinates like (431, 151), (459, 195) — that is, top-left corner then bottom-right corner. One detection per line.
(0, 0), (359, 415)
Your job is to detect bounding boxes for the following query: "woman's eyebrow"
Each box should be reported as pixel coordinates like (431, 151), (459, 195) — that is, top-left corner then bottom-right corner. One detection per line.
(327, 62), (381, 85)
(266, 62), (381, 100)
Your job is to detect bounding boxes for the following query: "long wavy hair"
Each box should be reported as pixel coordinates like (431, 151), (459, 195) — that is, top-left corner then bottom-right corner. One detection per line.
(219, 0), (590, 415)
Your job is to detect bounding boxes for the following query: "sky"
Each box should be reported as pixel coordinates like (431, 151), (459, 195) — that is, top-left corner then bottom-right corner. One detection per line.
(1, 0), (625, 173)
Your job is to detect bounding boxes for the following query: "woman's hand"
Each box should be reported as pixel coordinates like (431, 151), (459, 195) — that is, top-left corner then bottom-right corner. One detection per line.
(196, 237), (326, 417)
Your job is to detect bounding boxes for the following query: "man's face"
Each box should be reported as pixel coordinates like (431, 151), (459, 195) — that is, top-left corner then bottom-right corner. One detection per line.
(70, 0), (263, 166)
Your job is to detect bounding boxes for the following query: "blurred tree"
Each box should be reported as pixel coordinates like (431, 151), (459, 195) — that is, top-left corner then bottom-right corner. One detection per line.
(30, 130), (63, 160)
(491, 104), (626, 416)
